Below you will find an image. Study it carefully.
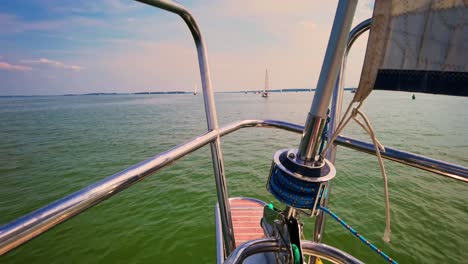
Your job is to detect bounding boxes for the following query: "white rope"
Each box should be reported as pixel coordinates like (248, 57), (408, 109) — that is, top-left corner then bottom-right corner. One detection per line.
(352, 116), (385, 152)
(321, 101), (361, 156)
(355, 109), (391, 243)
(321, 101), (392, 242)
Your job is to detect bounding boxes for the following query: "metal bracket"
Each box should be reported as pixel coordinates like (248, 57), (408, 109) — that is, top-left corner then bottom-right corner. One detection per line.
(261, 205), (305, 264)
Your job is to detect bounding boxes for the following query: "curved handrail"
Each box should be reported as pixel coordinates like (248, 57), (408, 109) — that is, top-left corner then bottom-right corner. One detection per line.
(336, 136), (468, 182)
(134, 0), (235, 253)
(1, 119), (466, 255)
(223, 238), (287, 264)
(347, 18), (372, 51)
(301, 241), (364, 264)
(223, 238), (363, 264)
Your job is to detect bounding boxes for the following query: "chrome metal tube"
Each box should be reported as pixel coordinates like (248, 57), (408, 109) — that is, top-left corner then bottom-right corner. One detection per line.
(316, 18), (373, 245)
(335, 136), (468, 182)
(215, 203), (225, 264)
(238, 120), (467, 182)
(0, 119), (301, 255)
(327, 69), (345, 162)
(346, 18), (372, 52)
(223, 238), (363, 264)
(135, 0), (235, 254)
(0, 129), (219, 255)
(298, 0), (358, 162)
(253, 120), (467, 182)
(223, 238), (287, 264)
(301, 241), (363, 264)
(1, 119), (466, 255)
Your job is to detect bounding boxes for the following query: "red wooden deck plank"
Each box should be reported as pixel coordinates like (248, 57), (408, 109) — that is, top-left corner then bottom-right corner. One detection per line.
(230, 199), (265, 247)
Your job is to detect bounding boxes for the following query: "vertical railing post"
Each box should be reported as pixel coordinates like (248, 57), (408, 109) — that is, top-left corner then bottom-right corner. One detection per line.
(134, 0), (236, 256)
(194, 17), (236, 257)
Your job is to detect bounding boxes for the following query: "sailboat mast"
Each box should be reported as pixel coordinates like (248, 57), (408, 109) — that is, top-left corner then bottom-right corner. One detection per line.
(261, 68), (270, 97)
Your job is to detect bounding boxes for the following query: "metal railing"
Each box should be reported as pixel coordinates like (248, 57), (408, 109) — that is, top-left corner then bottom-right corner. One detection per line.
(1, 0), (467, 261)
(1, 118), (466, 255)
(223, 238), (363, 264)
(135, 0), (236, 254)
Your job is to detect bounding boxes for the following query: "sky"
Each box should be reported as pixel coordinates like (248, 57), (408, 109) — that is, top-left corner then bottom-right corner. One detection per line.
(0, 0), (374, 95)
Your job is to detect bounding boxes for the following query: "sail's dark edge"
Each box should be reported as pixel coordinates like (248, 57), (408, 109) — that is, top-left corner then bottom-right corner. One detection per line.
(374, 69), (468, 96)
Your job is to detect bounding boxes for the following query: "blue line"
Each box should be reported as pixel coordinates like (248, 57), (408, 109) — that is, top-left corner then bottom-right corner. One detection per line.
(318, 206), (398, 264)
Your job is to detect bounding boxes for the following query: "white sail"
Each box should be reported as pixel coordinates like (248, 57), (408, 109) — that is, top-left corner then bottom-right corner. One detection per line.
(355, 0), (468, 100)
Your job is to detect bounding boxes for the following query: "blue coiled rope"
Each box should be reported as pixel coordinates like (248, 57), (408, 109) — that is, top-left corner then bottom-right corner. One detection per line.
(318, 206), (398, 264)
(268, 167), (320, 209)
(268, 166), (397, 263)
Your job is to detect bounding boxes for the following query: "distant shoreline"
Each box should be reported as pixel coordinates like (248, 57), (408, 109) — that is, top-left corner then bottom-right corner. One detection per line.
(0, 88), (358, 97)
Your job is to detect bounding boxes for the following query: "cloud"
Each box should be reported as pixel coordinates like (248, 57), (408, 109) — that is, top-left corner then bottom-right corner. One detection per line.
(59, 0), (373, 93)
(0, 12), (104, 34)
(21, 58), (84, 71)
(0, 62), (32, 71)
(82, 40), (199, 91)
(51, 0), (142, 15)
(104, 0), (142, 13)
(0, 0), (375, 95)
(189, 0), (372, 89)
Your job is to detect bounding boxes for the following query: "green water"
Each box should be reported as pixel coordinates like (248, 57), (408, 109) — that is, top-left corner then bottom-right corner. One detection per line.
(0, 92), (467, 263)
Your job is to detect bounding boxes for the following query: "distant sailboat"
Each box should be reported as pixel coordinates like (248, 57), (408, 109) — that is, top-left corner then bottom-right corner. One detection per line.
(262, 69), (269, 98)
(193, 84), (198, 95)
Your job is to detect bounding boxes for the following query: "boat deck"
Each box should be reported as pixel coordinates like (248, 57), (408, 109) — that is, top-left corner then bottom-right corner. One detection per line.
(229, 198), (266, 246)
